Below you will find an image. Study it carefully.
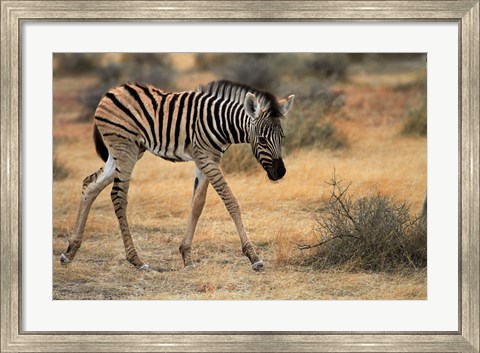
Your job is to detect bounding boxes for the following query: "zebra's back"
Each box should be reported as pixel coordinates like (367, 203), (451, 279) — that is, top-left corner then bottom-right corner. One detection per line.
(94, 83), (198, 162)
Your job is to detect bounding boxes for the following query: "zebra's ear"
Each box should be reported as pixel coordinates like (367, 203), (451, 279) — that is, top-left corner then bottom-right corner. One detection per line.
(278, 94), (295, 116)
(244, 92), (260, 119)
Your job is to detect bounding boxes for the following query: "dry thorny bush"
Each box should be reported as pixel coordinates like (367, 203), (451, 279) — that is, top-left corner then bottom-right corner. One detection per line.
(298, 173), (427, 272)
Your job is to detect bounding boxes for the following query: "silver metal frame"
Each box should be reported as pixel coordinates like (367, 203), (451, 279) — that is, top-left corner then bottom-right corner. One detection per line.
(1, 1), (478, 352)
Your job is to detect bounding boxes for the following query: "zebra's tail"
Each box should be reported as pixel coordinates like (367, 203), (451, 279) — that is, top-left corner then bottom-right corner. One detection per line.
(93, 124), (109, 162)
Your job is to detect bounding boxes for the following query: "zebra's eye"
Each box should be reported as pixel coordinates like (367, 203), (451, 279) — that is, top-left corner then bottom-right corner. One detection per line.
(257, 136), (267, 145)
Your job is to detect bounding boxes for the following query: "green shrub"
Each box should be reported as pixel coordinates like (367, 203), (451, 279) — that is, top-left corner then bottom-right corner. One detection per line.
(213, 54), (281, 92)
(301, 54), (350, 81)
(221, 144), (261, 175)
(77, 54), (177, 122)
(283, 81), (348, 152)
(53, 53), (101, 77)
(121, 54), (176, 87)
(284, 120), (347, 152)
(195, 53), (350, 84)
(194, 53), (231, 71)
(402, 97), (427, 137)
(298, 174), (427, 272)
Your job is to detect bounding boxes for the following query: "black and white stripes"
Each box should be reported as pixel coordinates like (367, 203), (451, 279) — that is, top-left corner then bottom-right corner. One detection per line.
(61, 79), (295, 271)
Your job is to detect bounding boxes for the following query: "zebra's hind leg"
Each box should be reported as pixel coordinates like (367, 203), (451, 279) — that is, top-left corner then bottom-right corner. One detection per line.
(110, 148), (148, 270)
(179, 166), (209, 270)
(60, 155), (116, 265)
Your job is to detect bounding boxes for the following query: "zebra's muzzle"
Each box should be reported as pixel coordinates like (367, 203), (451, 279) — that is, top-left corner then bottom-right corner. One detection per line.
(266, 158), (286, 181)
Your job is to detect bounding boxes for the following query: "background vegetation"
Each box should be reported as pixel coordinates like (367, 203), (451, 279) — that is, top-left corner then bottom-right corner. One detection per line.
(53, 53), (427, 300)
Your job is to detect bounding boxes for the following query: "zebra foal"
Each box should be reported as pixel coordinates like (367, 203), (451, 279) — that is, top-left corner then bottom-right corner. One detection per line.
(60, 80), (295, 271)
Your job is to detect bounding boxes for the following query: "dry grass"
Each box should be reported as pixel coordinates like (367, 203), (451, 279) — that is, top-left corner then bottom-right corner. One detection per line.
(53, 58), (427, 300)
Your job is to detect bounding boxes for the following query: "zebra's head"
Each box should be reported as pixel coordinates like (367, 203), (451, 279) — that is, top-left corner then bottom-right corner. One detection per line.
(244, 92), (295, 181)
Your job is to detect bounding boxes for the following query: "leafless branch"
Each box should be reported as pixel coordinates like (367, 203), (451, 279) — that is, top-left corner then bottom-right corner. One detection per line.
(294, 235), (342, 250)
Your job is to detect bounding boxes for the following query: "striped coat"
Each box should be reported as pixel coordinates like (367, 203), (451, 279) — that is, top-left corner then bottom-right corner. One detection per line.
(61, 80), (295, 271)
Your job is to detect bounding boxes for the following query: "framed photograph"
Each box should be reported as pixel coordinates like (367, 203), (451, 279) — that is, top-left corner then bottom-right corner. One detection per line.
(1, 1), (478, 352)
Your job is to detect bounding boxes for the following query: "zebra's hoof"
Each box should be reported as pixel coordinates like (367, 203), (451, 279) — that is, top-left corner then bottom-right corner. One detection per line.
(60, 253), (69, 265)
(138, 264), (149, 271)
(184, 264), (195, 271)
(252, 260), (264, 272)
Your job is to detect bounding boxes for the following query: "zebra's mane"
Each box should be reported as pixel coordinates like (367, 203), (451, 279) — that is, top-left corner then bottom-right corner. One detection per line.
(197, 80), (283, 117)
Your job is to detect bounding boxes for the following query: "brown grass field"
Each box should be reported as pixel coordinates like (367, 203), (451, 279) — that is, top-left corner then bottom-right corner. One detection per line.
(53, 54), (427, 300)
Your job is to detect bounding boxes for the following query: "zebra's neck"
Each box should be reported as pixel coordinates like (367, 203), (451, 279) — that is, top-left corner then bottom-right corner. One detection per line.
(226, 101), (251, 145)
(198, 94), (251, 148)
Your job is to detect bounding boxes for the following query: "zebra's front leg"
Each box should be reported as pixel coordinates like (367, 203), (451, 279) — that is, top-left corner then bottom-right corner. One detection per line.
(179, 166), (209, 270)
(199, 160), (263, 271)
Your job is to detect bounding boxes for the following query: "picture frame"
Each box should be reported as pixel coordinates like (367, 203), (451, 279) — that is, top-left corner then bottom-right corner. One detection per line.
(1, 1), (478, 352)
